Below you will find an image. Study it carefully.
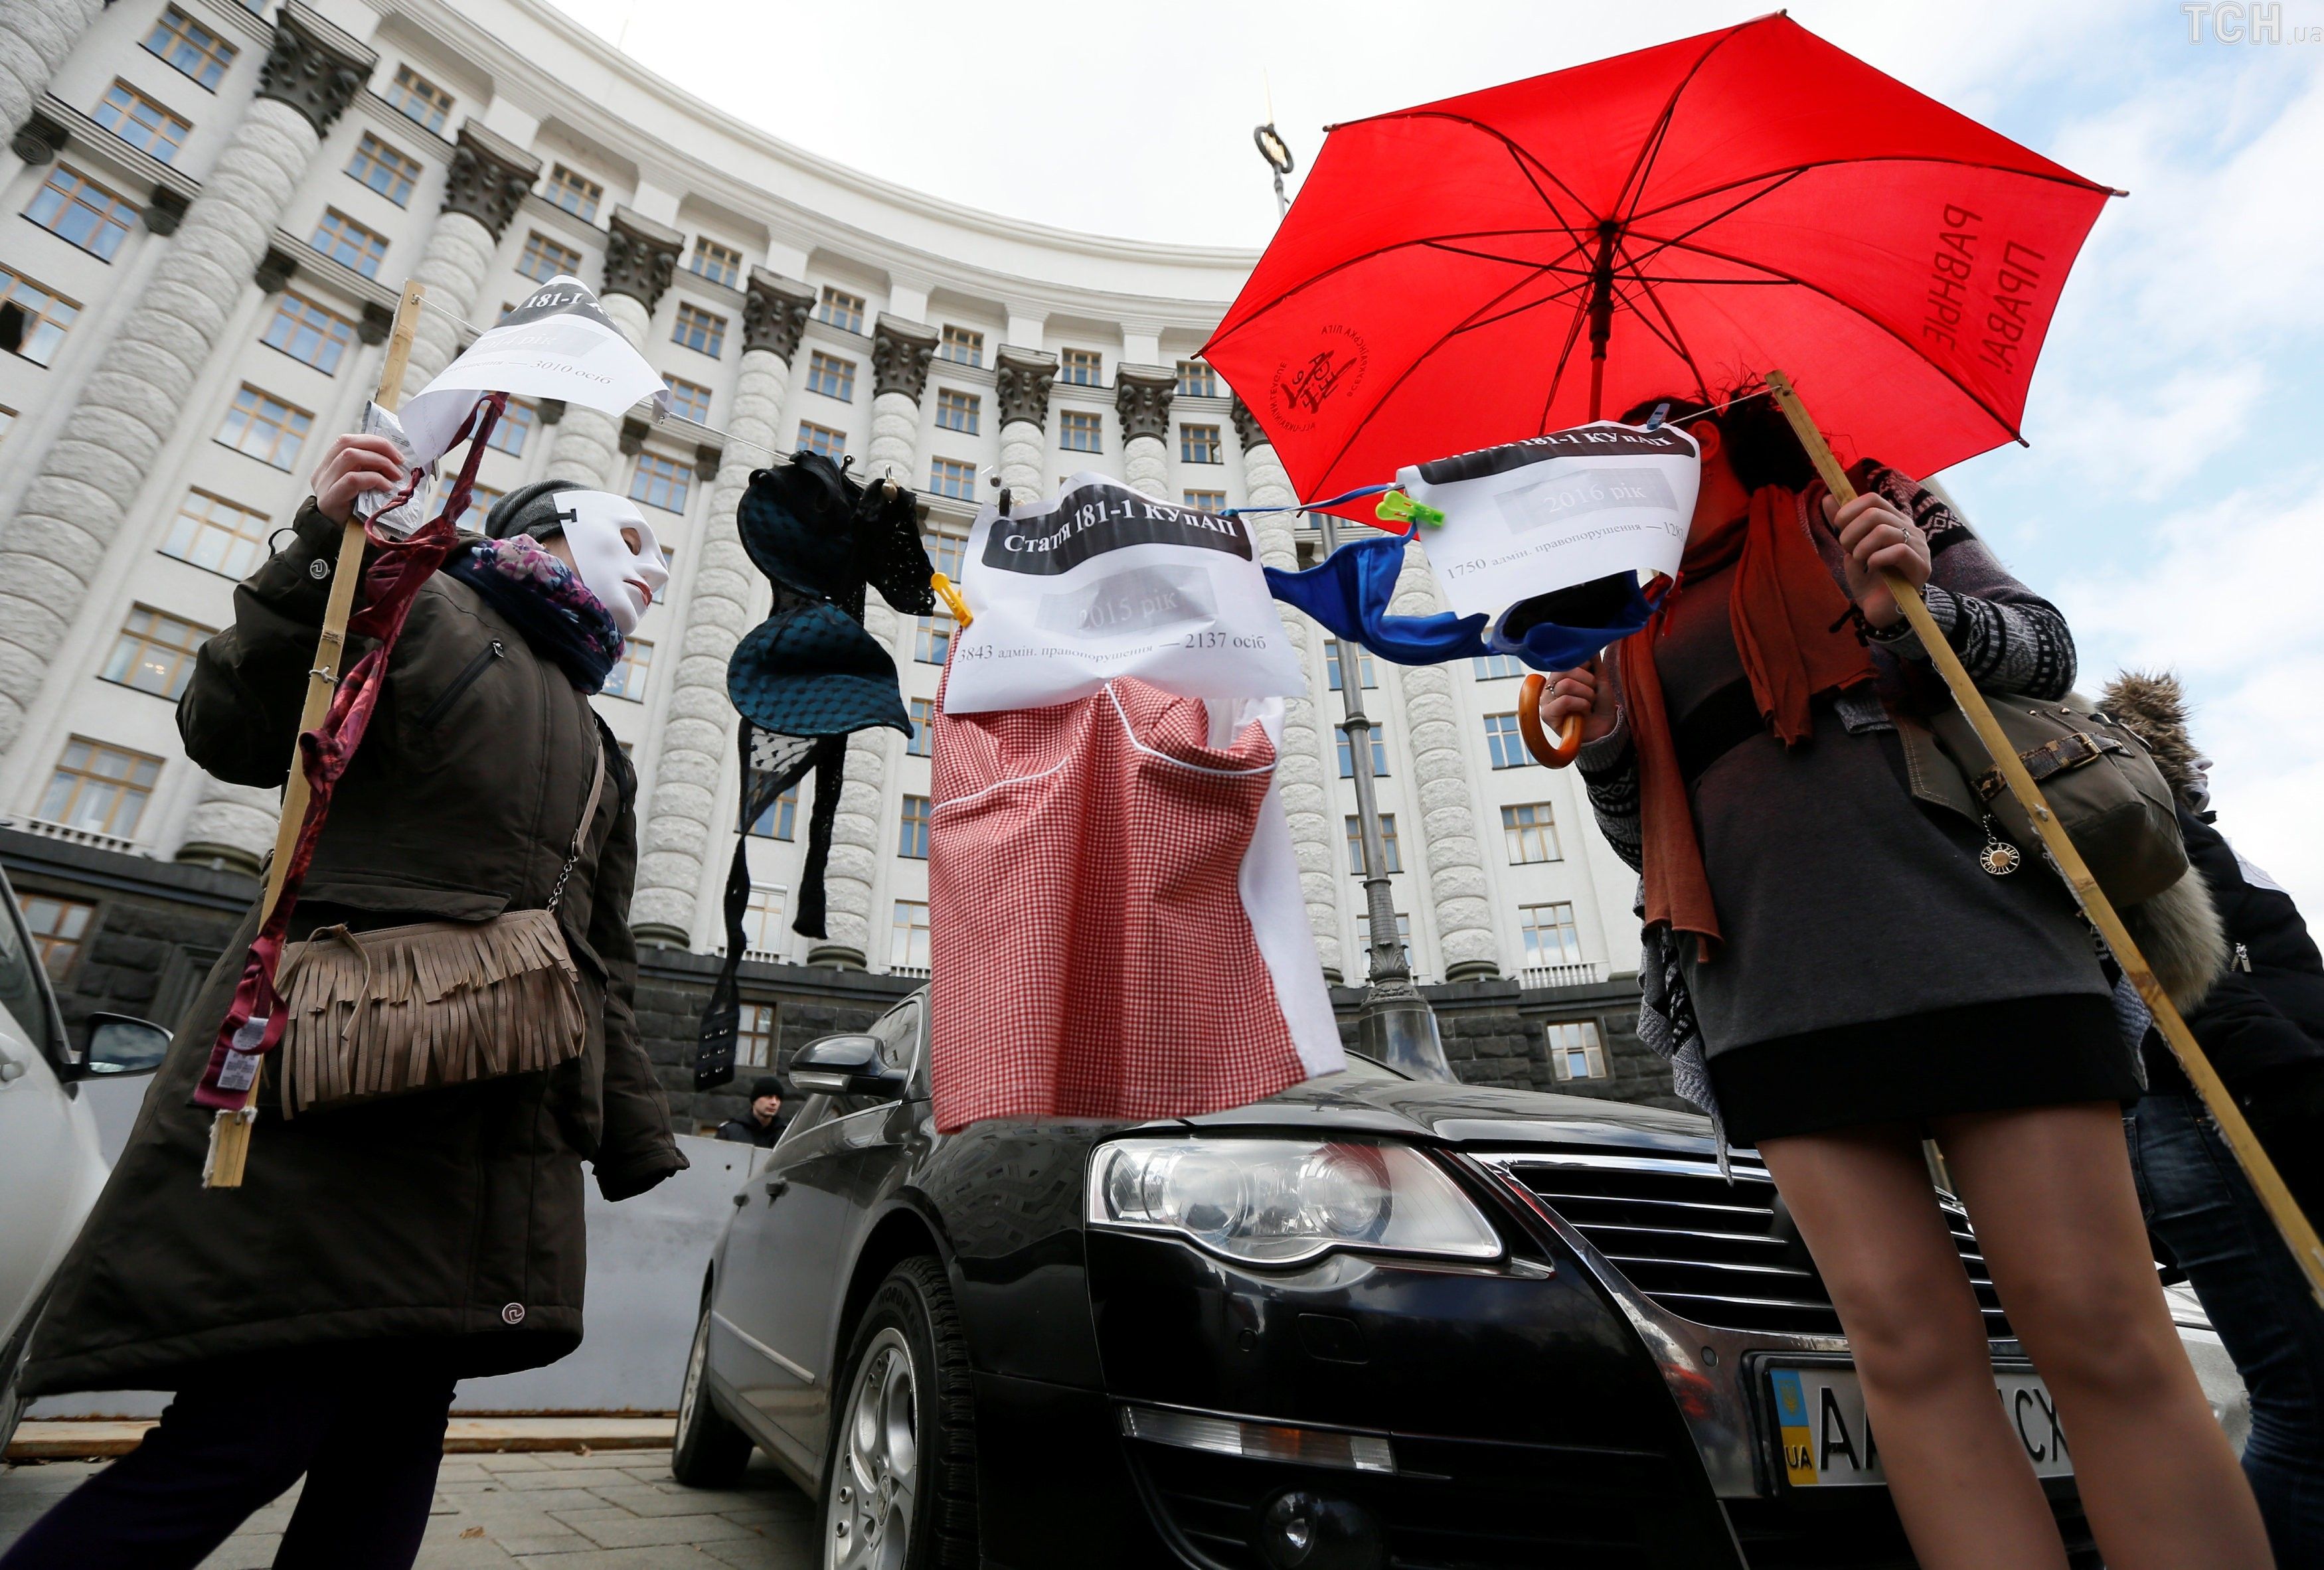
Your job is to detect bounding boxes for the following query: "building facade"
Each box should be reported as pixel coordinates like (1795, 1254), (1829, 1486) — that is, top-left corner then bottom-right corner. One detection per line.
(0, 0), (1667, 1119)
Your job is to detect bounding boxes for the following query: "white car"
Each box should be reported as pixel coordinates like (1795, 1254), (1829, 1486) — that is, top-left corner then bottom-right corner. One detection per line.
(0, 866), (169, 1453)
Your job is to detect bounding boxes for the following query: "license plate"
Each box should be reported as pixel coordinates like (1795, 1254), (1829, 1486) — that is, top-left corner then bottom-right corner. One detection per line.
(1768, 1364), (2073, 1488)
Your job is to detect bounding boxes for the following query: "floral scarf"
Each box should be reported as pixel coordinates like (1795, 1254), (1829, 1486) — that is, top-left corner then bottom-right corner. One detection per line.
(443, 534), (623, 694)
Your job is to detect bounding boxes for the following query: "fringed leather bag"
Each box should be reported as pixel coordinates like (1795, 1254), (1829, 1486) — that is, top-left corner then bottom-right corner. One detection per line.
(273, 744), (606, 1116)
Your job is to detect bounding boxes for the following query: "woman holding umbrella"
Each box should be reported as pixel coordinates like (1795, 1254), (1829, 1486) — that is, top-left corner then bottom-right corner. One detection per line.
(1538, 392), (2268, 1569)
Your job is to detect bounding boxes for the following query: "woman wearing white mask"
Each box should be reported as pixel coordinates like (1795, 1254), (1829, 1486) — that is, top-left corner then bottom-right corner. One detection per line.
(5, 437), (683, 1570)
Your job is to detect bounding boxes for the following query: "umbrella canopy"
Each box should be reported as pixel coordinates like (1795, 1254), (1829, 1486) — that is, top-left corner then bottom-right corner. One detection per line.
(1203, 14), (2118, 505)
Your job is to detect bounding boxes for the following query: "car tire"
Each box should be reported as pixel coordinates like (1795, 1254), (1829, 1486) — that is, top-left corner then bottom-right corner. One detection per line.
(821, 1255), (978, 1569)
(671, 1298), (754, 1488)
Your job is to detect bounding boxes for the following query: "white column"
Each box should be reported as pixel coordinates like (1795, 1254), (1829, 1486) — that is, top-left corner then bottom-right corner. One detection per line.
(866, 390), (918, 486)
(1116, 363), (1174, 501)
(397, 122), (540, 400)
(1392, 550), (1500, 979)
(544, 207), (680, 489)
(175, 780), (282, 876)
(628, 270), (813, 946)
(1238, 424), (1347, 982)
(813, 601), (897, 969)
(993, 347), (1056, 507)
(0, 10), (374, 756)
(0, 0), (100, 139)
(864, 313), (935, 488)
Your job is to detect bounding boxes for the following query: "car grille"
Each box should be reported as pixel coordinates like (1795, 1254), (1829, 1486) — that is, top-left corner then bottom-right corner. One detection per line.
(1723, 1489), (2100, 1569)
(1507, 1153), (2012, 1340)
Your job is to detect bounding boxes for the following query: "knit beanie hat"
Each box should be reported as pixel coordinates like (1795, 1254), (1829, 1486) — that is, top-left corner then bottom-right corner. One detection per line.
(483, 480), (576, 542)
(749, 1075), (784, 1101)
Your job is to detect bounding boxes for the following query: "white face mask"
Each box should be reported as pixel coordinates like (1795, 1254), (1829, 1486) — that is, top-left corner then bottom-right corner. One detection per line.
(554, 490), (668, 635)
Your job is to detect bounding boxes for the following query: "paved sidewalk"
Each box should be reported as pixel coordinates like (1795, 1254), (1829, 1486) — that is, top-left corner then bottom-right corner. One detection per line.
(0, 1447), (819, 1567)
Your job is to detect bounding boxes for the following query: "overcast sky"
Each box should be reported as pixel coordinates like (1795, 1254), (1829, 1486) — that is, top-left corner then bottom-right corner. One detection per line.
(548, 0), (2324, 914)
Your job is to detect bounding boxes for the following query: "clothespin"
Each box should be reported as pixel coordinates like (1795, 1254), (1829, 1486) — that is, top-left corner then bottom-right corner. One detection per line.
(1645, 401), (1671, 432)
(1374, 491), (1445, 530)
(932, 572), (972, 627)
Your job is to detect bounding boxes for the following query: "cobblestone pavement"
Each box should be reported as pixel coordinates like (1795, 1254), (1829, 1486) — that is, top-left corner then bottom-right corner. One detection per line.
(0, 1448), (819, 1567)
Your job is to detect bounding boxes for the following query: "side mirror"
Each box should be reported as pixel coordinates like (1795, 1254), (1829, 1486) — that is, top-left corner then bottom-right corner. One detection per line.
(788, 1032), (906, 1100)
(77, 1012), (171, 1079)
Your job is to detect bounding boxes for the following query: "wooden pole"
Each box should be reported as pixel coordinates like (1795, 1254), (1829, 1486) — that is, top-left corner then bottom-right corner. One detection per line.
(205, 278), (427, 1190)
(1763, 368), (2324, 1303)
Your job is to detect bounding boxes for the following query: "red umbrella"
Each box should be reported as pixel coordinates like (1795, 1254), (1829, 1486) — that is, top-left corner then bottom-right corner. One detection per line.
(1203, 13), (2119, 504)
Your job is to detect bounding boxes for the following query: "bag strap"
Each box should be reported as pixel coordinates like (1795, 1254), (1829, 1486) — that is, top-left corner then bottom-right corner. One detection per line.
(547, 738), (608, 913)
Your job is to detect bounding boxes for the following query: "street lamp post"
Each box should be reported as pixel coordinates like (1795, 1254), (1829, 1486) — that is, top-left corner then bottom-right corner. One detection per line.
(1253, 123), (1453, 1083)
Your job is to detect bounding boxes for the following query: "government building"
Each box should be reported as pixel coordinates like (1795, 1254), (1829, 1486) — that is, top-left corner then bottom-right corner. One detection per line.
(0, 0), (1677, 1124)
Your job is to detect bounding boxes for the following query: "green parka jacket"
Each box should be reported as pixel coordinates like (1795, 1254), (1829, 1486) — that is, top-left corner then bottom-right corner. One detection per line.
(22, 502), (686, 1397)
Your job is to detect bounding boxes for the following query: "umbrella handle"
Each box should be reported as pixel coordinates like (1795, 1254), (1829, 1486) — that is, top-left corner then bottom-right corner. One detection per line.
(1518, 673), (1584, 768)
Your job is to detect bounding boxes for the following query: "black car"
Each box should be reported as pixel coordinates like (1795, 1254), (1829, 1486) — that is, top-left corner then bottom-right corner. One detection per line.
(673, 990), (2131, 1569)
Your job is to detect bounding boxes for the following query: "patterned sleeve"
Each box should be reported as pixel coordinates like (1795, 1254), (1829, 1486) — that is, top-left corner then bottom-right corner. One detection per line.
(1857, 462), (2078, 700)
(1574, 660), (1644, 872)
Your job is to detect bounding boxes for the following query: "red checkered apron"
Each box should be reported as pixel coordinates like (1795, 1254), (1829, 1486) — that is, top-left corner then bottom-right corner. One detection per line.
(930, 675), (1319, 1132)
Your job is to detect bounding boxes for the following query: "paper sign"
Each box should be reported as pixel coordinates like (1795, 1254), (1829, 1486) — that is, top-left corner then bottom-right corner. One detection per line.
(398, 275), (668, 469)
(352, 400), (432, 539)
(945, 474), (1305, 713)
(1397, 422), (1701, 623)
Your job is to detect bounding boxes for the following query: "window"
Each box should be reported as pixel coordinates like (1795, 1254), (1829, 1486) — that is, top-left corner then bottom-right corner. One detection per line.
(817, 285), (865, 333)
(260, 291), (355, 375)
(517, 230), (581, 284)
(39, 737), (163, 839)
(345, 132), (422, 206)
(750, 785), (799, 840)
(604, 636), (654, 700)
(925, 533), (964, 580)
(1345, 813), (1402, 874)
(662, 374), (712, 424)
(1483, 712), (1528, 769)
(907, 697), (934, 757)
(1502, 802), (1563, 864)
(384, 64), (453, 133)
(629, 451), (691, 513)
(1471, 653), (1527, 679)
(101, 603), (212, 699)
(689, 236), (742, 287)
(1520, 902), (1583, 967)
(915, 615), (952, 665)
(797, 421), (845, 460)
(23, 894), (96, 979)
(740, 886), (786, 956)
(938, 325), (983, 366)
(24, 166), (137, 260)
(309, 208), (387, 277)
(0, 268), (80, 366)
(806, 350), (854, 401)
(736, 1000), (777, 1068)
(94, 80), (191, 163)
(898, 795), (931, 859)
(453, 483), (503, 530)
(1336, 732), (1389, 779)
(1322, 639), (1377, 690)
(673, 301), (726, 358)
(487, 400), (534, 456)
(1546, 1020), (1608, 1080)
(216, 384), (313, 469)
(890, 900), (931, 971)
(161, 489), (269, 578)
(1060, 410), (1101, 453)
(928, 457), (977, 501)
(544, 164), (602, 222)
(1060, 348), (1102, 386)
(1182, 489), (1226, 512)
(143, 7), (236, 90)
(1177, 359), (1218, 398)
(934, 388), (979, 434)
(1179, 424), (1222, 464)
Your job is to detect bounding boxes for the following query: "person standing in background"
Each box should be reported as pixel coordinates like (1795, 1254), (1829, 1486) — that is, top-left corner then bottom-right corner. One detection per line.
(2105, 670), (2324, 1565)
(717, 1078), (790, 1148)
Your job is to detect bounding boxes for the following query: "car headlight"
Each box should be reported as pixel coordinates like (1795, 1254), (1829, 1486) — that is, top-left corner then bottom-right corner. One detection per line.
(1086, 1137), (1503, 1267)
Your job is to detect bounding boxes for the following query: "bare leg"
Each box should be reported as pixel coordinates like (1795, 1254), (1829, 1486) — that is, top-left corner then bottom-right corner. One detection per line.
(1936, 1103), (2272, 1570)
(1758, 1123), (2067, 1570)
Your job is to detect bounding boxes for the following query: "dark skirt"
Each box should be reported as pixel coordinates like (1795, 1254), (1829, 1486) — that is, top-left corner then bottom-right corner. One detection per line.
(1708, 993), (2143, 1147)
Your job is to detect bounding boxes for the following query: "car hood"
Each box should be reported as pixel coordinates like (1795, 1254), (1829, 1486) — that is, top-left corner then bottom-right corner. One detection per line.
(1155, 1071), (1718, 1157)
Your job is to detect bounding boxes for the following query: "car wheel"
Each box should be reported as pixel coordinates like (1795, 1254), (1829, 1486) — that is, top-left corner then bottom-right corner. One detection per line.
(821, 1255), (977, 1570)
(671, 1298), (754, 1488)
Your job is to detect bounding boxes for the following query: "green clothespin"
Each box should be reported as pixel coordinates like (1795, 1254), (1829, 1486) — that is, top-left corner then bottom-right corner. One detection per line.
(1375, 490), (1445, 529)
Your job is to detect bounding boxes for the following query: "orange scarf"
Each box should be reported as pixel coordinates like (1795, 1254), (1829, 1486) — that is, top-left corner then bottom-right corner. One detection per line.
(1617, 485), (1874, 961)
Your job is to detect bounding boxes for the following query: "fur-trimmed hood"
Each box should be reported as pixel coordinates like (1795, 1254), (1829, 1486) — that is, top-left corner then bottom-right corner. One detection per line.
(2100, 670), (2204, 812)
